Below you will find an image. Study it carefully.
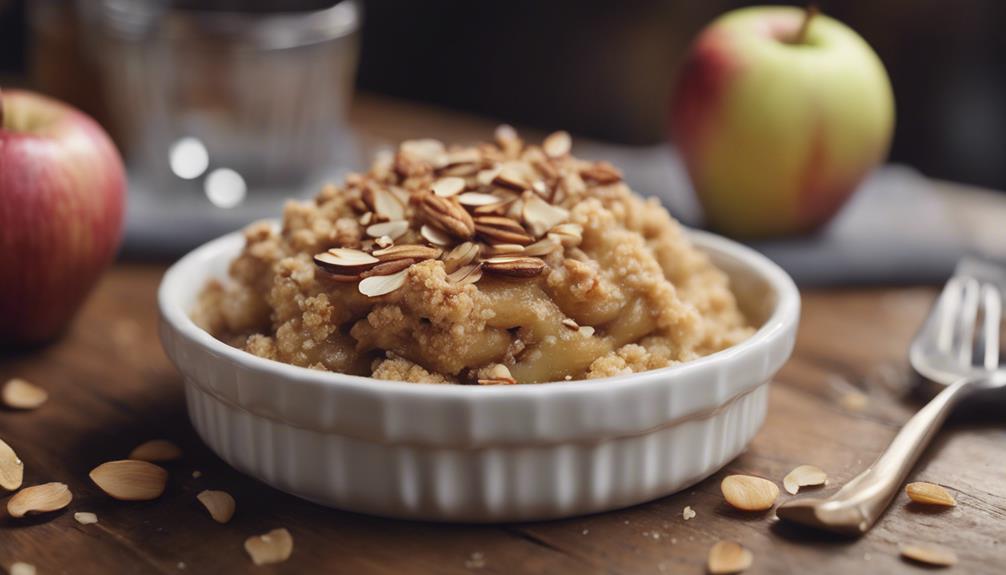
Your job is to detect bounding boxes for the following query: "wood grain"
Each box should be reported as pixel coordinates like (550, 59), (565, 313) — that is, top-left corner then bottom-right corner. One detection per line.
(1, 267), (1004, 574)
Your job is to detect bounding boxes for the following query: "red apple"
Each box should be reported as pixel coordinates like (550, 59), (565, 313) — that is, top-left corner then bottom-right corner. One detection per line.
(671, 6), (895, 238)
(0, 88), (125, 346)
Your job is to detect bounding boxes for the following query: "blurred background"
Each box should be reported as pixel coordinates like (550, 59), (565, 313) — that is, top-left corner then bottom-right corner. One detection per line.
(1, 0), (1004, 282)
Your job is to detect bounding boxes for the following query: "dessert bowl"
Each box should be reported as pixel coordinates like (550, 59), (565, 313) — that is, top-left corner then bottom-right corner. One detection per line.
(159, 226), (798, 522)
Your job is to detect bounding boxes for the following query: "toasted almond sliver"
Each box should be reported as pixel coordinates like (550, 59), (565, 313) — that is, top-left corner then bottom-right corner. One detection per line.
(364, 186), (406, 221)
(478, 364), (517, 385)
(89, 460), (168, 501)
(783, 464), (828, 495)
(372, 244), (442, 262)
(0, 438), (24, 491)
(561, 318), (579, 330)
(366, 220), (409, 240)
(443, 242), (480, 272)
(708, 540), (753, 574)
(314, 248), (380, 271)
(432, 176), (466, 198)
(899, 543), (957, 567)
(543, 130), (572, 158)
(197, 489), (236, 524)
(9, 562), (36, 575)
(74, 511), (99, 525)
(524, 236), (561, 257)
(522, 193), (569, 237)
(447, 263), (482, 286)
(400, 138), (446, 165)
(484, 243), (525, 257)
(683, 505), (696, 520)
(2, 378), (48, 410)
(359, 269), (408, 298)
(420, 224), (453, 247)
(482, 256), (546, 278)
(129, 439), (183, 462)
(245, 528), (294, 566)
(458, 192), (503, 207)
(548, 222), (583, 248)
(721, 475), (779, 511)
(905, 482), (956, 507)
(578, 326), (595, 337)
(7, 482), (72, 518)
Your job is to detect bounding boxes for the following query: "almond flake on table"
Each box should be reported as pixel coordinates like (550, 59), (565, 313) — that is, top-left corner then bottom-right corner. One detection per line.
(74, 511), (99, 525)
(707, 540), (753, 574)
(0, 438), (25, 491)
(905, 482), (956, 507)
(196, 490), (236, 524)
(89, 460), (168, 501)
(720, 474), (779, 511)
(899, 543), (958, 567)
(244, 528), (294, 566)
(7, 482), (72, 518)
(8, 562), (36, 575)
(783, 464), (828, 495)
(2, 378), (48, 410)
(129, 439), (183, 462)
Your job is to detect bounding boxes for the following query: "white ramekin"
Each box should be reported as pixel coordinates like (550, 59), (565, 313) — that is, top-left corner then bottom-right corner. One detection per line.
(158, 228), (799, 522)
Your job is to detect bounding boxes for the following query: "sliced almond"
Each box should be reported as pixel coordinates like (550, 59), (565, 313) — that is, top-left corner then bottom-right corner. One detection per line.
(432, 176), (466, 198)
(548, 222), (584, 248)
(720, 475), (779, 511)
(444, 148), (482, 166)
(129, 439), (183, 462)
(197, 489), (236, 524)
(561, 318), (580, 330)
(494, 124), (522, 156)
(400, 138), (446, 166)
(2, 378), (48, 410)
(362, 185), (406, 221)
(366, 220), (409, 240)
(361, 258), (415, 279)
(484, 243), (525, 257)
(358, 269), (409, 298)
(443, 242), (480, 272)
(478, 364), (517, 385)
(580, 160), (622, 184)
(578, 326), (595, 337)
(543, 130), (572, 158)
(447, 263), (482, 286)
(245, 528), (294, 566)
(493, 166), (530, 191)
(375, 235), (394, 249)
(476, 167), (502, 187)
(523, 236), (561, 257)
(708, 540), (753, 574)
(372, 244), (442, 263)
(474, 215), (534, 245)
(421, 193), (476, 240)
(483, 256), (546, 278)
(420, 224), (453, 247)
(899, 543), (957, 567)
(783, 464), (828, 495)
(313, 248), (380, 274)
(8, 563), (35, 575)
(89, 460), (168, 501)
(7, 482), (72, 518)
(0, 438), (24, 491)
(458, 192), (503, 207)
(522, 193), (569, 238)
(905, 482), (956, 507)
(74, 511), (98, 525)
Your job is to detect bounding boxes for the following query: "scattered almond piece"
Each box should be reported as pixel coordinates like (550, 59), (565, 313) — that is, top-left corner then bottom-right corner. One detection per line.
(783, 464), (828, 495)
(683, 505), (696, 520)
(9, 562), (36, 575)
(2, 378), (48, 410)
(129, 439), (183, 462)
(7, 482), (72, 518)
(244, 528), (294, 566)
(905, 482), (956, 507)
(74, 511), (99, 525)
(89, 460), (168, 501)
(707, 540), (753, 574)
(721, 475), (779, 511)
(0, 438), (24, 491)
(899, 543), (957, 567)
(196, 490), (236, 524)
(358, 268), (409, 298)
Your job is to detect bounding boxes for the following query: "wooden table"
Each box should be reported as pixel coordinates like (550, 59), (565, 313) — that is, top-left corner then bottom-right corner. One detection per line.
(2, 97), (1005, 574)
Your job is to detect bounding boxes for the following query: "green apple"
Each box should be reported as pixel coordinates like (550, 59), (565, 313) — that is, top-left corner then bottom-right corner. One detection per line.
(671, 6), (894, 237)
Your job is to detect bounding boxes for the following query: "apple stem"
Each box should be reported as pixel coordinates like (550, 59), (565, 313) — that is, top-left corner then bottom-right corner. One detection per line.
(793, 4), (820, 44)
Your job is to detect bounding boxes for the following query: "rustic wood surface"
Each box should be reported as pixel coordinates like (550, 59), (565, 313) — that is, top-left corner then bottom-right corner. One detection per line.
(1, 97), (1004, 574)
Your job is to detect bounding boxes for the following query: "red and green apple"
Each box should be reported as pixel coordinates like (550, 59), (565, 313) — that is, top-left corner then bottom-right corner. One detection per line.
(671, 6), (895, 238)
(0, 88), (125, 345)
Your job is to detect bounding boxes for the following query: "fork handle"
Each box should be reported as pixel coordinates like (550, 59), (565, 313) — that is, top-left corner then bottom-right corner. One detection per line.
(778, 377), (978, 534)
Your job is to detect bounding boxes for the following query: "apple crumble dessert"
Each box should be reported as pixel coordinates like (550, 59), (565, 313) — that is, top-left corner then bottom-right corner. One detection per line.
(193, 127), (753, 384)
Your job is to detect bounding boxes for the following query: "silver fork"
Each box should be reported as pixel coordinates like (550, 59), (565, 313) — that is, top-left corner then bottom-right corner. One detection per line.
(776, 262), (1004, 535)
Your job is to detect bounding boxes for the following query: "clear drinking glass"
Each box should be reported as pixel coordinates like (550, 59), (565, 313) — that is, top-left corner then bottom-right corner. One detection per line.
(77, 0), (361, 252)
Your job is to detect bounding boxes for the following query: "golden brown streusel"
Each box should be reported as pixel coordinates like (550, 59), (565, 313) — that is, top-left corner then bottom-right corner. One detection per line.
(194, 129), (753, 383)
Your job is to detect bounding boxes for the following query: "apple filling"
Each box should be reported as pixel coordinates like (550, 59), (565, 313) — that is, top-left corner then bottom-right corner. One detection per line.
(192, 128), (753, 384)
